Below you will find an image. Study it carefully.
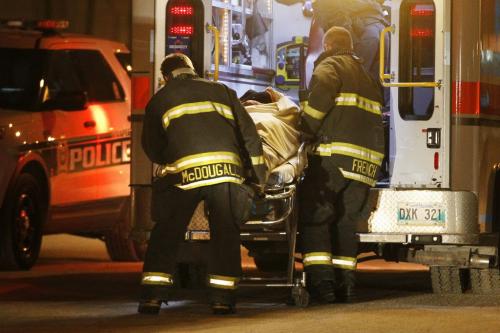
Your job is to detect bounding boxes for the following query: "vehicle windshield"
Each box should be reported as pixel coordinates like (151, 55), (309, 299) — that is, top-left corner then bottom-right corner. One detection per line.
(115, 52), (132, 77)
(0, 48), (46, 110)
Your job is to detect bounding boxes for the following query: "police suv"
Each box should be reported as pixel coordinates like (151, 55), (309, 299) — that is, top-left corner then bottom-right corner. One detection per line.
(0, 20), (142, 270)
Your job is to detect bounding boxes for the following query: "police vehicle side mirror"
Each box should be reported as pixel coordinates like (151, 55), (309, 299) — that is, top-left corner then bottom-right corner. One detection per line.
(42, 91), (88, 111)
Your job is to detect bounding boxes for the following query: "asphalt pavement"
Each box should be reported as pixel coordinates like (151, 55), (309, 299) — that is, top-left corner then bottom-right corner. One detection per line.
(1, 235), (500, 333)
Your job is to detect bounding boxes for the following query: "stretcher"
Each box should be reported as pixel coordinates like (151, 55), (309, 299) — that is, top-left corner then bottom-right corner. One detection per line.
(184, 143), (310, 307)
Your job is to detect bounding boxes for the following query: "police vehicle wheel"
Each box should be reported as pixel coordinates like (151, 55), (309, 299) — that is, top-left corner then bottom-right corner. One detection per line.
(430, 266), (467, 294)
(104, 198), (146, 262)
(0, 173), (45, 270)
(470, 268), (500, 294)
(105, 231), (146, 262)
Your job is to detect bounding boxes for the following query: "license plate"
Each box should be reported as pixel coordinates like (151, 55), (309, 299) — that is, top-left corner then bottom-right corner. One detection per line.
(397, 202), (446, 226)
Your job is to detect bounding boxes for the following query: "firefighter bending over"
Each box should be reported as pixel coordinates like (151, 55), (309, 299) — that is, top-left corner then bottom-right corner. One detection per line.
(139, 53), (266, 315)
(312, 0), (388, 83)
(299, 27), (385, 303)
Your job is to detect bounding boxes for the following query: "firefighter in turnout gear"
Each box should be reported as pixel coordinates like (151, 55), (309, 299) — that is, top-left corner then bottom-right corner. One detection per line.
(311, 0), (388, 83)
(299, 27), (385, 303)
(139, 53), (266, 315)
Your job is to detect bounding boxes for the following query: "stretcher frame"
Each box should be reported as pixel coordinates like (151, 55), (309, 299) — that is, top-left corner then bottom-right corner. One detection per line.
(184, 144), (310, 306)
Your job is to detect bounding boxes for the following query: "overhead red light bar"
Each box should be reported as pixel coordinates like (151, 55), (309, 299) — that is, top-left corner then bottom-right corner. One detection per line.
(411, 5), (434, 16)
(170, 6), (194, 15)
(36, 20), (69, 30)
(411, 28), (433, 38)
(169, 25), (194, 36)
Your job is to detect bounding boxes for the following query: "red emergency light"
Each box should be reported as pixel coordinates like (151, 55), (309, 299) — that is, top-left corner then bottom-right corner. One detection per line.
(169, 25), (194, 36)
(411, 28), (433, 38)
(36, 20), (69, 30)
(170, 6), (193, 15)
(410, 5), (434, 16)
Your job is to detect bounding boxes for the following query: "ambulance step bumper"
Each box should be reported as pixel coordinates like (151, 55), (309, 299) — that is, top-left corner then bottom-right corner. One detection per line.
(358, 232), (480, 245)
(366, 189), (478, 235)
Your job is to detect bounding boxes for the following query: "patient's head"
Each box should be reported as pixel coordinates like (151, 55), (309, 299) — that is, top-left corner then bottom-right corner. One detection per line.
(240, 89), (273, 105)
(240, 87), (284, 106)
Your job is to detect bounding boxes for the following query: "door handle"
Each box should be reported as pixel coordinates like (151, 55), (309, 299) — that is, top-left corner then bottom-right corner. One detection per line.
(84, 120), (96, 128)
(205, 23), (220, 82)
(379, 25), (441, 88)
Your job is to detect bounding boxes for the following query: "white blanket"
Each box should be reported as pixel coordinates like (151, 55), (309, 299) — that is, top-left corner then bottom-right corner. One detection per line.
(245, 95), (302, 180)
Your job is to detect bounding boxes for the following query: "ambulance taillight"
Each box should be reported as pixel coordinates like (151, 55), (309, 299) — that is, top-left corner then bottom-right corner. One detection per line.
(165, 0), (204, 74)
(168, 4), (194, 36)
(409, 4), (435, 38)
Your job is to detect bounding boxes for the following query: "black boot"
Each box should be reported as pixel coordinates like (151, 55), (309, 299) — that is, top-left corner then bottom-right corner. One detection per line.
(306, 266), (336, 304)
(310, 280), (336, 304)
(211, 302), (236, 315)
(138, 285), (170, 314)
(209, 289), (236, 315)
(138, 299), (163, 314)
(335, 269), (356, 303)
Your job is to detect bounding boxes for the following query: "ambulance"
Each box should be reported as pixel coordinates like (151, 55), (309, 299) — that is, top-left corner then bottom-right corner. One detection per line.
(128, 0), (500, 294)
(0, 20), (143, 270)
(356, 0), (500, 294)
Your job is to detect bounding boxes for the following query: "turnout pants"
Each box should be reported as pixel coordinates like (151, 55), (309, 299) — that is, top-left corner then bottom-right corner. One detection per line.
(299, 156), (370, 283)
(141, 182), (243, 304)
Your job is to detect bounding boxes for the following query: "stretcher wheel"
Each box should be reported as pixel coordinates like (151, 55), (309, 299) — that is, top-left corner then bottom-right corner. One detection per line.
(291, 286), (310, 307)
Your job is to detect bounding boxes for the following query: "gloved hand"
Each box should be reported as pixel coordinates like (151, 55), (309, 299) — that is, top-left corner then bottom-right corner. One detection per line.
(250, 183), (266, 198)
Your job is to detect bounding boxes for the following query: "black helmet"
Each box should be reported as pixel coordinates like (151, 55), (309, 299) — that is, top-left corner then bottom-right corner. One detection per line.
(160, 53), (195, 77)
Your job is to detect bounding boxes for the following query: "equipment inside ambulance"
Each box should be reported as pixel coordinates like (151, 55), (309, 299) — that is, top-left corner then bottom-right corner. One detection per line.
(275, 36), (308, 89)
(0, 20), (140, 270)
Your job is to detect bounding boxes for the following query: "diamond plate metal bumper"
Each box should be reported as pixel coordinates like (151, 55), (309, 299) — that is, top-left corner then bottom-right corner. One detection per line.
(366, 189), (478, 235)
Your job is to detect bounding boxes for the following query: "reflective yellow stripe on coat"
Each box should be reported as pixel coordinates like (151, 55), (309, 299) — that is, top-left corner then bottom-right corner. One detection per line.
(177, 176), (243, 190)
(162, 101), (234, 129)
(314, 142), (384, 166)
(160, 151), (242, 175)
(251, 155), (265, 166)
(303, 101), (326, 120)
(335, 93), (382, 116)
(340, 169), (377, 187)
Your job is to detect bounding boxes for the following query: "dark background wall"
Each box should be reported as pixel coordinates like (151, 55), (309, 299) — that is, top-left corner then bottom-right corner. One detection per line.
(0, 0), (132, 48)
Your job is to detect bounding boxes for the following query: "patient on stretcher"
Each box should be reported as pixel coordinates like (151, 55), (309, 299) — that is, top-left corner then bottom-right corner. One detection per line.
(240, 87), (305, 184)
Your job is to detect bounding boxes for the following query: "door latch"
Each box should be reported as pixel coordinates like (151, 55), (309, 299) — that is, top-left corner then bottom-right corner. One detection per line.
(426, 128), (441, 148)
